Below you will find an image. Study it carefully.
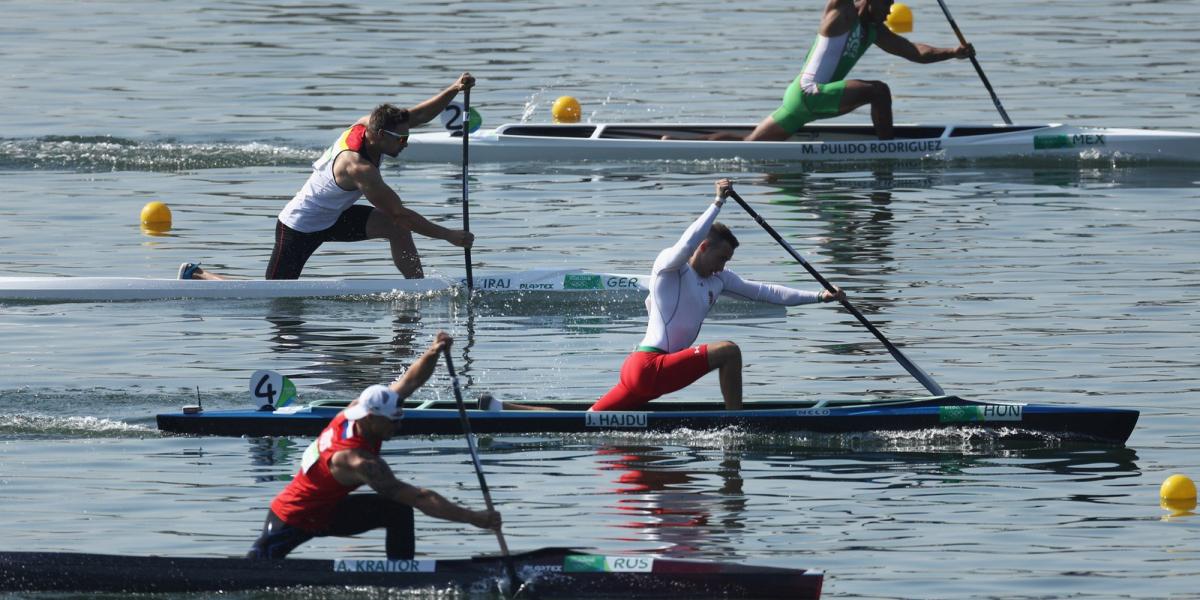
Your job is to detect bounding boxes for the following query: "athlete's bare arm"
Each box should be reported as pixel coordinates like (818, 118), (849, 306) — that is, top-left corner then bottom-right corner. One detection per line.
(389, 333), (451, 398)
(407, 73), (475, 126)
(818, 0), (857, 37)
(341, 153), (473, 247)
(874, 27), (972, 63)
(350, 74), (474, 128)
(332, 449), (500, 529)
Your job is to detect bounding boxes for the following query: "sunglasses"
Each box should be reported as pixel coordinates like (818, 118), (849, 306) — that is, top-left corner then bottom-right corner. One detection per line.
(380, 129), (410, 143)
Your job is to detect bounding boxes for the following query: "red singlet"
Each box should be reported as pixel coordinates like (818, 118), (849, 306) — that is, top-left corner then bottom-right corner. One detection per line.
(270, 412), (382, 531)
(589, 345), (712, 411)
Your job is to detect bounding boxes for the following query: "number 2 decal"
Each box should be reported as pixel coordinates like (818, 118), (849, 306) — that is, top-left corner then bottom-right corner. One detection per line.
(440, 102), (466, 133)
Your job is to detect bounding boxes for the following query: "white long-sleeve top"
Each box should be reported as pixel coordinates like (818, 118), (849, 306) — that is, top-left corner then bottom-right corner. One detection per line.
(638, 201), (822, 353)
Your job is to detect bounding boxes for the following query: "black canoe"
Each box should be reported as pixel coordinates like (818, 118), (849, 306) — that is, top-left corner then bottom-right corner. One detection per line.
(0, 547), (823, 597)
(157, 395), (1139, 444)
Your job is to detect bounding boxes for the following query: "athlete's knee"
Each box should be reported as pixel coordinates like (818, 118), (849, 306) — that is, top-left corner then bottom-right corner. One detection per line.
(382, 224), (412, 242)
(709, 341), (742, 368)
(866, 81), (892, 104)
(386, 502), (415, 527)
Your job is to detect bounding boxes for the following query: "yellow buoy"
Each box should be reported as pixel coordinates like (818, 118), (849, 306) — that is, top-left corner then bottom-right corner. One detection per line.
(141, 201), (172, 226)
(140, 201), (172, 235)
(1161, 474), (1197, 501)
(1160, 474), (1197, 515)
(886, 2), (913, 34)
(552, 96), (581, 124)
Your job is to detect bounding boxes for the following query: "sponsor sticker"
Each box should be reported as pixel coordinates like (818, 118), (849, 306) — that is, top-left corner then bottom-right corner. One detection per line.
(563, 274), (603, 290)
(563, 555), (654, 573)
(1036, 133), (1107, 149)
(334, 559), (436, 573)
(939, 404), (1024, 423)
(1034, 135), (1073, 150)
(585, 411), (648, 428)
(795, 408), (831, 417)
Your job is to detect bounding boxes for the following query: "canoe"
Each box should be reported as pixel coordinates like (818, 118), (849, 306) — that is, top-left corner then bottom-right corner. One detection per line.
(403, 122), (1200, 163)
(0, 269), (647, 301)
(157, 395), (1139, 444)
(0, 547), (823, 597)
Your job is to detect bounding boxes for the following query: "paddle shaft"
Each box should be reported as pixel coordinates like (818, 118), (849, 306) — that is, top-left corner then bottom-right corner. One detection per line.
(933, 0), (1012, 125)
(725, 190), (946, 397)
(461, 88), (474, 289)
(440, 346), (518, 592)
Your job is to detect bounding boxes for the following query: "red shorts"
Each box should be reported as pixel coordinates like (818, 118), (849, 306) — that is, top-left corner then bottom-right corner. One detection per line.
(589, 345), (712, 411)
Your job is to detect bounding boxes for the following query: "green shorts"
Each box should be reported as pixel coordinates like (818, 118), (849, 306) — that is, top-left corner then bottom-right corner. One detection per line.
(770, 78), (847, 133)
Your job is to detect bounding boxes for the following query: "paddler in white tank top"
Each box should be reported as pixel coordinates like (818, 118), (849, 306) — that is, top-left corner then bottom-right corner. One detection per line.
(181, 74), (475, 281)
(589, 179), (846, 412)
(742, 0), (973, 141)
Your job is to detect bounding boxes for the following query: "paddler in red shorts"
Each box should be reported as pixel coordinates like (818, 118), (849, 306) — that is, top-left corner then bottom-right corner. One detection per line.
(590, 180), (845, 412)
(248, 332), (500, 559)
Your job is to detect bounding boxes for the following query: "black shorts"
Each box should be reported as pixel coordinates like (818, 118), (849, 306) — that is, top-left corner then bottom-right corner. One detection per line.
(247, 494), (415, 560)
(265, 204), (374, 280)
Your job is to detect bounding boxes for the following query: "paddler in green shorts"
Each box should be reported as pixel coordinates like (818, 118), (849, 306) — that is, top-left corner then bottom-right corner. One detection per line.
(745, 0), (973, 141)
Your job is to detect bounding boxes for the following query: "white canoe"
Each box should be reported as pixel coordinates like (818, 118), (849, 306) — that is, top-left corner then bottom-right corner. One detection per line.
(0, 269), (647, 301)
(404, 122), (1200, 163)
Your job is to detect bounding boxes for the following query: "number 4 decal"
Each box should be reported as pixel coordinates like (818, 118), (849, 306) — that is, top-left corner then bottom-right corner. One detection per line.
(249, 370), (296, 409)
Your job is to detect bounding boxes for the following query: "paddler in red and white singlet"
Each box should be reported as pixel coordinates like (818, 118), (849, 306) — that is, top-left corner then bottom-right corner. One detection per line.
(742, 0), (973, 142)
(248, 332), (500, 560)
(180, 74), (476, 282)
(589, 180), (845, 412)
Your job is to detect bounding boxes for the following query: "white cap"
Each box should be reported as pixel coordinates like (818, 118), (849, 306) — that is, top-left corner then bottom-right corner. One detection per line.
(343, 385), (403, 421)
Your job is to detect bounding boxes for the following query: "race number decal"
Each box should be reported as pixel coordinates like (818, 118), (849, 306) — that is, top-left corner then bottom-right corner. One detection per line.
(439, 101), (482, 134)
(250, 370), (297, 409)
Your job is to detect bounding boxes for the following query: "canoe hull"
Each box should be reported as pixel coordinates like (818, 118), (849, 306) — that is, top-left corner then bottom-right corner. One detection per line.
(0, 548), (823, 597)
(0, 270), (647, 301)
(157, 396), (1139, 444)
(404, 123), (1200, 163)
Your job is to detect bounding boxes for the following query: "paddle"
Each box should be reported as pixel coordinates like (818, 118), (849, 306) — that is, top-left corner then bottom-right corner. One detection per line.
(441, 344), (519, 595)
(461, 87), (475, 289)
(933, 0), (1012, 125)
(725, 189), (946, 397)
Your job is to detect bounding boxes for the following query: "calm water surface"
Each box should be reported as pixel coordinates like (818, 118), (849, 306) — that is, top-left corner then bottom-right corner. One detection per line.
(2, 1), (1199, 598)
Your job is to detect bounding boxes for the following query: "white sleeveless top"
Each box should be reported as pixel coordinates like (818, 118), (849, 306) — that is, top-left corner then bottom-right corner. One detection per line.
(278, 125), (371, 233)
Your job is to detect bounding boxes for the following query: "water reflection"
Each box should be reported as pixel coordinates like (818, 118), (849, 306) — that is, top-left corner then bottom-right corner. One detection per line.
(746, 440), (1141, 485)
(245, 436), (302, 484)
(596, 444), (746, 557)
(263, 297), (427, 391)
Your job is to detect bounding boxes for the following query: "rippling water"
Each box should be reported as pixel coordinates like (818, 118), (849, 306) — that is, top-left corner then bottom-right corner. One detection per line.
(2, 1), (1199, 598)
